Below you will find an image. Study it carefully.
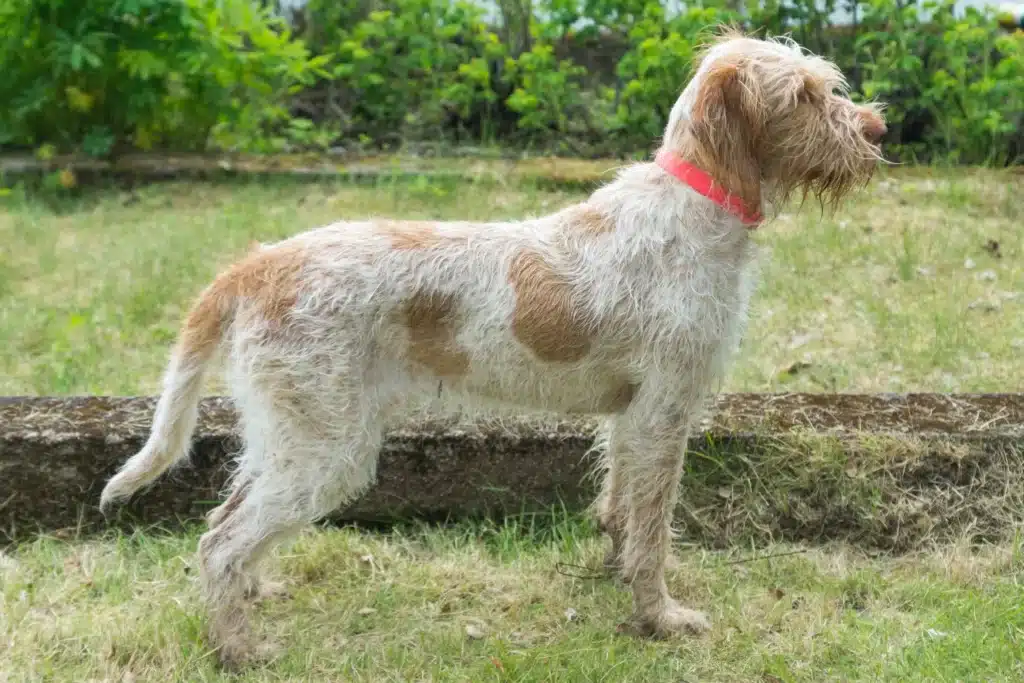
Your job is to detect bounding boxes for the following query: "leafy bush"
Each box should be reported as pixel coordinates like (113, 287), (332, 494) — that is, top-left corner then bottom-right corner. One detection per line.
(611, 4), (732, 145)
(857, 0), (1024, 164)
(1, 0), (1021, 164)
(0, 0), (327, 156)
(504, 43), (588, 134)
(313, 0), (506, 146)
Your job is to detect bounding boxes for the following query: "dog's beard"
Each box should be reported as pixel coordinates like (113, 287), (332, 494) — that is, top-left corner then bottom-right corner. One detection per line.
(770, 136), (883, 213)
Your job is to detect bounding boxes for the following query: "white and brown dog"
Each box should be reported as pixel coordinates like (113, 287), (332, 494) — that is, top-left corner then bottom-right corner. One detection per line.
(101, 31), (885, 668)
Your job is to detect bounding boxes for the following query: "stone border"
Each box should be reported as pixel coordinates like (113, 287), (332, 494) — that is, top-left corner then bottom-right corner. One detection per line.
(0, 153), (624, 188)
(2, 394), (1022, 549)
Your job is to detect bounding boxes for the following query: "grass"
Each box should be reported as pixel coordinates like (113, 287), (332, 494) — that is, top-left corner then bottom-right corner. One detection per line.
(2, 166), (1023, 680)
(0, 166), (1021, 395)
(2, 516), (1024, 682)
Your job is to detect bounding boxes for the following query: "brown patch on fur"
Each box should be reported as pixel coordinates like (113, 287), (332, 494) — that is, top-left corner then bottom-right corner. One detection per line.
(381, 220), (481, 251)
(402, 291), (470, 376)
(180, 244), (307, 357)
(566, 204), (615, 236)
(508, 250), (591, 363)
(383, 221), (448, 251)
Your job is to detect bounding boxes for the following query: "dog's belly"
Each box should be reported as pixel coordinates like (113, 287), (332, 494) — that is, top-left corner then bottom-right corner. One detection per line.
(424, 356), (638, 416)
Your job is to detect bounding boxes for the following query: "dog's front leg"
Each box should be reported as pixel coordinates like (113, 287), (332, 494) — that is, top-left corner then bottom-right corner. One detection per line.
(614, 399), (710, 638)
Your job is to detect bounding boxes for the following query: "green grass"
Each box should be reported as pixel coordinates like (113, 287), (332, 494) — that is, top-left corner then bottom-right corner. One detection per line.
(2, 167), (1023, 680)
(1, 167), (1022, 395)
(2, 517), (1024, 682)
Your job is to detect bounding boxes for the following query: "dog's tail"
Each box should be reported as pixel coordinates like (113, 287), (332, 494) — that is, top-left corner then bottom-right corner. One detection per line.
(99, 272), (239, 513)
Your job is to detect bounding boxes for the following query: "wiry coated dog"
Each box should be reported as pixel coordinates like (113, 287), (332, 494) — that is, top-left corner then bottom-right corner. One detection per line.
(101, 31), (885, 668)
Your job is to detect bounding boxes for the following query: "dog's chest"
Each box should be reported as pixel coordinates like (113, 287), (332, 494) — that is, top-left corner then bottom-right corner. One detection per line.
(602, 239), (756, 350)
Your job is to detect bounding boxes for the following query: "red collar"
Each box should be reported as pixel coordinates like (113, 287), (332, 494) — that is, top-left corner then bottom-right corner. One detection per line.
(654, 149), (762, 227)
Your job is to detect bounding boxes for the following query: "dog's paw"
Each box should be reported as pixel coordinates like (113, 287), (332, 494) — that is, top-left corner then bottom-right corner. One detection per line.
(216, 637), (280, 671)
(618, 601), (711, 639)
(254, 579), (291, 603)
(602, 546), (620, 574)
(242, 578), (291, 603)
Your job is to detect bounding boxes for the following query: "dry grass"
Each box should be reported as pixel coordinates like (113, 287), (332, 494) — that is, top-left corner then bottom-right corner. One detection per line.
(679, 432), (1024, 552)
(1, 166), (1021, 396)
(2, 518), (1024, 682)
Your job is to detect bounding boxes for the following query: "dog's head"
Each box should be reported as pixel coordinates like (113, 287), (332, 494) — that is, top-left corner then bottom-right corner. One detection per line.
(664, 31), (886, 212)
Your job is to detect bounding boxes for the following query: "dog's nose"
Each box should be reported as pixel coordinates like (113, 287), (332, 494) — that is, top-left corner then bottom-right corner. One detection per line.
(859, 109), (887, 144)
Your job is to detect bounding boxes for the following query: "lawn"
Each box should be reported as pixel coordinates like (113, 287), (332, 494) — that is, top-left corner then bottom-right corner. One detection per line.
(3, 519), (1024, 682)
(2, 167), (1023, 681)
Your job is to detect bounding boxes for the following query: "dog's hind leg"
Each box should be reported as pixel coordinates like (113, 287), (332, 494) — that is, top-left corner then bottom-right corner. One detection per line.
(197, 382), (383, 669)
(206, 475), (251, 530)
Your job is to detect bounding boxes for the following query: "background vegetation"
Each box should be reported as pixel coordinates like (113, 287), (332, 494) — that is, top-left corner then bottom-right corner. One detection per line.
(1, 0), (1022, 164)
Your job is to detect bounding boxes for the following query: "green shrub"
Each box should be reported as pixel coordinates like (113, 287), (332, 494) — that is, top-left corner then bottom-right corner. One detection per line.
(1, 0), (1021, 164)
(611, 4), (732, 145)
(858, 0), (1024, 164)
(504, 43), (588, 135)
(319, 0), (506, 145)
(0, 0), (328, 156)
(538, 0), (654, 38)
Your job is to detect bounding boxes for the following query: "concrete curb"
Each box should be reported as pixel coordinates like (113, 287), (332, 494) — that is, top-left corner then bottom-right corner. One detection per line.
(0, 153), (625, 188)
(2, 394), (1022, 548)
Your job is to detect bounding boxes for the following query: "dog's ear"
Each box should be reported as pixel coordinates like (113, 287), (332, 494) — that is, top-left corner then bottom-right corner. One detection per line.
(689, 58), (764, 206)
(790, 71), (826, 108)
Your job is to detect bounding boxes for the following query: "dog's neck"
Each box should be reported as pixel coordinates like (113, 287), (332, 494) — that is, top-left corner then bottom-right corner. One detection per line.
(661, 116), (764, 216)
(655, 145), (763, 228)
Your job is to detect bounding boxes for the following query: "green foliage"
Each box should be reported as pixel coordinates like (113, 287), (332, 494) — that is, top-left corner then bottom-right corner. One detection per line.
(320, 0), (505, 144)
(504, 43), (587, 133)
(1, 0), (1021, 163)
(538, 0), (653, 38)
(858, 0), (1024, 164)
(612, 4), (730, 143)
(0, 0), (327, 156)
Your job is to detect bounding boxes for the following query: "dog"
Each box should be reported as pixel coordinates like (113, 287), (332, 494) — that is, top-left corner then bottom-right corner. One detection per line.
(100, 30), (885, 668)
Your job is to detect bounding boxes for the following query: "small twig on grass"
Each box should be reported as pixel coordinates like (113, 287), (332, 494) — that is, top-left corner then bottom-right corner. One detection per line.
(555, 548), (811, 579)
(721, 548), (810, 566)
(555, 562), (609, 580)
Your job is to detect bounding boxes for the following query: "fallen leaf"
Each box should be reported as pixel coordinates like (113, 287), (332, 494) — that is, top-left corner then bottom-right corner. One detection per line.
(968, 298), (1000, 312)
(787, 333), (813, 350)
(781, 361), (813, 376)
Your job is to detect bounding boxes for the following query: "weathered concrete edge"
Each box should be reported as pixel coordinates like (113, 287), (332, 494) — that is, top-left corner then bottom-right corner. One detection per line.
(0, 153), (625, 187)
(2, 393), (1022, 547)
